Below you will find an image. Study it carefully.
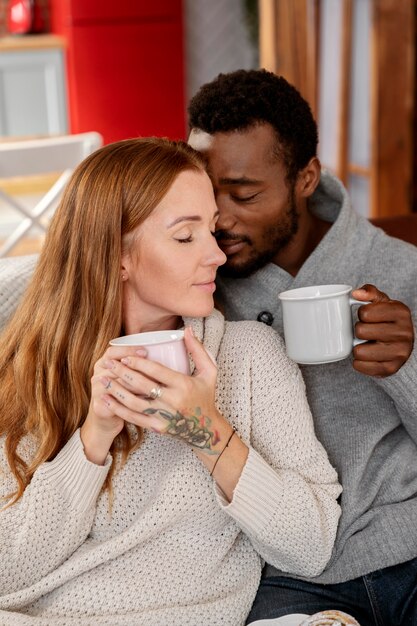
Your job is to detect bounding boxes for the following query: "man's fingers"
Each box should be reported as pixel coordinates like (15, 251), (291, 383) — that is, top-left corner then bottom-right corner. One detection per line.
(352, 358), (404, 377)
(354, 320), (413, 342)
(353, 340), (411, 362)
(356, 301), (411, 324)
(349, 285), (413, 377)
(352, 284), (390, 303)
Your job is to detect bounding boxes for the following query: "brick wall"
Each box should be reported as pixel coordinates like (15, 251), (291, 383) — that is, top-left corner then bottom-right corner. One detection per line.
(0, 0), (50, 36)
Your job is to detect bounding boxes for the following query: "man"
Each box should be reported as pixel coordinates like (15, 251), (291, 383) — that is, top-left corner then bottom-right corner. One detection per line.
(188, 69), (417, 625)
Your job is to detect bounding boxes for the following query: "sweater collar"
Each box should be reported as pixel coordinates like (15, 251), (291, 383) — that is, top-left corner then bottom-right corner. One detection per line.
(183, 309), (225, 373)
(294, 169), (361, 285)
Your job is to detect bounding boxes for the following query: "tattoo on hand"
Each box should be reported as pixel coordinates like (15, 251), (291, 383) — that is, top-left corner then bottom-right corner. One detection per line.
(143, 406), (220, 453)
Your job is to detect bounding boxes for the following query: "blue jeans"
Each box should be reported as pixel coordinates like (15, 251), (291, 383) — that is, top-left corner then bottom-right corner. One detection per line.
(246, 557), (417, 625)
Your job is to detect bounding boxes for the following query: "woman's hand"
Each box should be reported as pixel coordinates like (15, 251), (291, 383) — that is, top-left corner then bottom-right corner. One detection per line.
(98, 327), (248, 491)
(99, 328), (229, 450)
(81, 345), (142, 465)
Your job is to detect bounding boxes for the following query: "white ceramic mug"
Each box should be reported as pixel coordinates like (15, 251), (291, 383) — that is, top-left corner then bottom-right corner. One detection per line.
(109, 329), (190, 374)
(278, 284), (369, 365)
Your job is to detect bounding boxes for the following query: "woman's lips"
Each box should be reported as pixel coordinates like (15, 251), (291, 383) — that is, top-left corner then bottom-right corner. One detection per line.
(194, 281), (216, 293)
(217, 240), (246, 256)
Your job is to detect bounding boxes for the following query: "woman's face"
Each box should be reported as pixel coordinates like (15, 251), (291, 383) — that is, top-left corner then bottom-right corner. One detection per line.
(122, 169), (227, 332)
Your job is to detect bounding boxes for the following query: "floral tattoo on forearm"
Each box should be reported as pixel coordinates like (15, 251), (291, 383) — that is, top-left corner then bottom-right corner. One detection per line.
(143, 406), (220, 453)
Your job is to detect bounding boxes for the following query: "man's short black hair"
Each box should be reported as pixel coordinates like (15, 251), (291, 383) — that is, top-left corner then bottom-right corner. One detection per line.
(188, 69), (318, 182)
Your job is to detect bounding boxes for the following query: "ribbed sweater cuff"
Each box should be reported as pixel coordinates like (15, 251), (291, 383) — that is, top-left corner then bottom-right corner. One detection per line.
(376, 335), (417, 407)
(214, 446), (281, 531)
(36, 429), (112, 513)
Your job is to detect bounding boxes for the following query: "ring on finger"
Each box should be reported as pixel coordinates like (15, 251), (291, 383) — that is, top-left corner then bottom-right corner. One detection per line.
(146, 384), (163, 401)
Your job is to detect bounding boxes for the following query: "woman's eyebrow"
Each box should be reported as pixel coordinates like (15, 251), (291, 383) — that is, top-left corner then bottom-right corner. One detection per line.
(168, 211), (219, 228)
(167, 215), (202, 228)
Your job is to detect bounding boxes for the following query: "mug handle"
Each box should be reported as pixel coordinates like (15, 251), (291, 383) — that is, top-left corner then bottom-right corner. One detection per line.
(349, 296), (372, 346)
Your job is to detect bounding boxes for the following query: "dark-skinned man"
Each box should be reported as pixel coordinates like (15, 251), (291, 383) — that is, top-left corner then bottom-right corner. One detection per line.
(188, 69), (416, 625)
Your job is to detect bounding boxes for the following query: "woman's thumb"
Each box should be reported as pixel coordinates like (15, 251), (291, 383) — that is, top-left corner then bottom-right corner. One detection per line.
(184, 326), (217, 374)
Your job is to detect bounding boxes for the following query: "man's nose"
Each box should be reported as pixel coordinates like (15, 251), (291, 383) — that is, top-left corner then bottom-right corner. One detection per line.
(215, 198), (236, 232)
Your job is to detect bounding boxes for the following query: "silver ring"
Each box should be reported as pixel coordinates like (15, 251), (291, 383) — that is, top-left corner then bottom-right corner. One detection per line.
(146, 385), (163, 401)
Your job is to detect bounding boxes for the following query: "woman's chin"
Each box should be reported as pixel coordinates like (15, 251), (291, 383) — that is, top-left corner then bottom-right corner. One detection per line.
(179, 302), (215, 319)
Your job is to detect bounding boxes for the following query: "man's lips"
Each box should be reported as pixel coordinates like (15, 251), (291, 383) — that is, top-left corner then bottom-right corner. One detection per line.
(217, 239), (247, 256)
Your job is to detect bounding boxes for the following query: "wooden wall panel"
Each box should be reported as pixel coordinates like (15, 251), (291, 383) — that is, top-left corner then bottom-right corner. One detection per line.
(259, 0), (319, 115)
(337, 0), (353, 185)
(371, 0), (415, 216)
(259, 0), (416, 217)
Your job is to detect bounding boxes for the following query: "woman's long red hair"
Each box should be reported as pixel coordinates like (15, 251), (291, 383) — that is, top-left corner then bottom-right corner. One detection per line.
(0, 137), (205, 504)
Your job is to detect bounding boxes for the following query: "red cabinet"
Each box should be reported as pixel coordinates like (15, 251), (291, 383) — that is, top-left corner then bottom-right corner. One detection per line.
(49, 0), (186, 144)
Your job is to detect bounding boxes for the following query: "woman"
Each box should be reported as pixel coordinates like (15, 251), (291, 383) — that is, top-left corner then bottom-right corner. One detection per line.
(0, 138), (341, 625)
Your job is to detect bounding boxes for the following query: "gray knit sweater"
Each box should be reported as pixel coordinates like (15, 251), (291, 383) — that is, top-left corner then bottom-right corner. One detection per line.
(0, 309), (341, 625)
(216, 170), (417, 584)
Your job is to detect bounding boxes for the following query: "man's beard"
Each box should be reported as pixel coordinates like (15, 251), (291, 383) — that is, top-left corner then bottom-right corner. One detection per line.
(217, 189), (299, 279)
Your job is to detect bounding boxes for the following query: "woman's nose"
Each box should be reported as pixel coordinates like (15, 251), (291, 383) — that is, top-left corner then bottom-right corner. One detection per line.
(207, 236), (227, 267)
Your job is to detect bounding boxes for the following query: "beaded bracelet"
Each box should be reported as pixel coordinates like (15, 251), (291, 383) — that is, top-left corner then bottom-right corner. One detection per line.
(210, 428), (236, 477)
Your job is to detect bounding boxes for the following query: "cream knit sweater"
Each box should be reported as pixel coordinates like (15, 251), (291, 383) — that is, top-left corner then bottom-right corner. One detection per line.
(0, 310), (341, 626)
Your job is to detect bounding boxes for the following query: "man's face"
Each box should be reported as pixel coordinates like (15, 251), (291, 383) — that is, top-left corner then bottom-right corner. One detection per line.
(188, 124), (301, 278)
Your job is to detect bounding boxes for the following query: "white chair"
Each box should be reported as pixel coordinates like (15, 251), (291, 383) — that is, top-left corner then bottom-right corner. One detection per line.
(0, 254), (38, 332)
(0, 132), (103, 257)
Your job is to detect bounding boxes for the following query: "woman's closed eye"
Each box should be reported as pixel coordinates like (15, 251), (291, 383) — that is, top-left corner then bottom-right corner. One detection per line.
(175, 235), (193, 243)
(175, 231), (216, 244)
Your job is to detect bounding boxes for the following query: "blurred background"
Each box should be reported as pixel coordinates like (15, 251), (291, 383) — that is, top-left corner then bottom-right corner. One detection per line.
(0, 0), (415, 256)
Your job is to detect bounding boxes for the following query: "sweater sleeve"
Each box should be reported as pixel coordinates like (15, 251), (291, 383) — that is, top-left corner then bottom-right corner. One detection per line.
(214, 322), (342, 578)
(0, 429), (111, 595)
(373, 328), (417, 445)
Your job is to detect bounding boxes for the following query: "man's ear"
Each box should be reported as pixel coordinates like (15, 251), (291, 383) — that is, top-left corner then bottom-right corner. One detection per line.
(296, 157), (321, 198)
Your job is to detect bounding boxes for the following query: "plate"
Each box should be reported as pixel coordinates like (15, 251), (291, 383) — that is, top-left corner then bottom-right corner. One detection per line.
(248, 615), (310, 626)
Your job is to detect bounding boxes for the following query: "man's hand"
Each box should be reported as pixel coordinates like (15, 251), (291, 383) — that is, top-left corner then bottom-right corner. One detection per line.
(351, 284), (414, 377)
